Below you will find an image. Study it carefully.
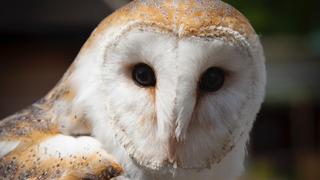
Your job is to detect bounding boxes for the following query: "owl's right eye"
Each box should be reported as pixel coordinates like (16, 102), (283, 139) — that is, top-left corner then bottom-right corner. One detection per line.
(132, 63), (156, 87)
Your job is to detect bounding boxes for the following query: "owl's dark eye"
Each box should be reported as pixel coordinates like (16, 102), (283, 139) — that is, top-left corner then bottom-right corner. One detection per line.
(132, 63), (156, 87)
(199, 67), (225, 92)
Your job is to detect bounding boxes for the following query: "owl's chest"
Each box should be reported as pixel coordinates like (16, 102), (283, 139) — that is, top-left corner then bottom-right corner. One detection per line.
(114, 156), (238, 180)
(95, 125), (244, 180)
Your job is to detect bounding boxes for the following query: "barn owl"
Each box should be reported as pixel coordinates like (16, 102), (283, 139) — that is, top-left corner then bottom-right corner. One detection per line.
(0, 0), (266, 179)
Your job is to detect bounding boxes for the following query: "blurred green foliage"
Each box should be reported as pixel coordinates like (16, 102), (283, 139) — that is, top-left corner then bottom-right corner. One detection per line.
(224, 0), (320, 35)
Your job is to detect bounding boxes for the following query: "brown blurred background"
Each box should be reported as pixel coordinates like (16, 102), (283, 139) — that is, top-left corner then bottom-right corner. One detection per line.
(1, 0), (320, 179)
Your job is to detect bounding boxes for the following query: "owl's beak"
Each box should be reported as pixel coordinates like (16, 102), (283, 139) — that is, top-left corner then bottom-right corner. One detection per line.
(166, 81), (198, 163)
(173, 77), (198, 139)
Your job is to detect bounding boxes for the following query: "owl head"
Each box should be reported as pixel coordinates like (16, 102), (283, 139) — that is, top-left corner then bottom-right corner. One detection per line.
(64, 0), (266, 171)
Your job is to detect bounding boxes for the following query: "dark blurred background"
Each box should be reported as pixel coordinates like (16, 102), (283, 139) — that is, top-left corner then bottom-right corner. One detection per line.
(0, 0), (320, 179)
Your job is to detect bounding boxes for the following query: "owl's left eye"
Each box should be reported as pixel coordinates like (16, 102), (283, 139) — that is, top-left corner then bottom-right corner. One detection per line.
(132, 63), (156, 87)
(199, 67), (225, 92)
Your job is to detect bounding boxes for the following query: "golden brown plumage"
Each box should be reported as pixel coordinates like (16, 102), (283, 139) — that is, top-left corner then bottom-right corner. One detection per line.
(0, 100), (123, 179)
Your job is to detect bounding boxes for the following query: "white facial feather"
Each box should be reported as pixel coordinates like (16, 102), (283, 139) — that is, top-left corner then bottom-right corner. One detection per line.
(70, 25), (266, 174)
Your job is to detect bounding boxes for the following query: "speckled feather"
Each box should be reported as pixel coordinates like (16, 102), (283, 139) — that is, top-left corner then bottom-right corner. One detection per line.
(0, 99), (123, 180)
(0, 87), (123, 178)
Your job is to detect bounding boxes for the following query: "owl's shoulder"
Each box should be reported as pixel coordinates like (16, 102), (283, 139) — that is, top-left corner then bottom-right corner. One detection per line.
(0, 102), (58, 141)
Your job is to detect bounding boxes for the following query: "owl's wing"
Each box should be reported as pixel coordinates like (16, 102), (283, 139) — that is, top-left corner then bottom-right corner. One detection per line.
(0, 105), (123, 179)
